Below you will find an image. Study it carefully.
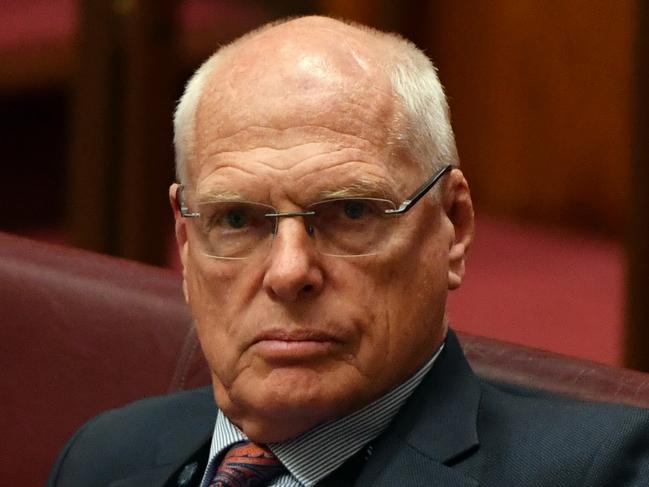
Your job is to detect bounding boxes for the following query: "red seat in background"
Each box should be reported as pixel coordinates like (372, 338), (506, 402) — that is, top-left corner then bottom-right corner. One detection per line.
(2, 231), (647, 486)
(447, 215), (623, 365)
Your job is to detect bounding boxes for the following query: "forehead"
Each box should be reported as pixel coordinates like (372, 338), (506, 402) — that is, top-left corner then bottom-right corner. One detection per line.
(196, 43), (395, 151)
(188, 24), (419, 197)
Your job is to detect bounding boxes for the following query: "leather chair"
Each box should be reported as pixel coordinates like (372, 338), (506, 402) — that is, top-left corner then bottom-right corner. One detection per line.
(2, 232), (649, 486)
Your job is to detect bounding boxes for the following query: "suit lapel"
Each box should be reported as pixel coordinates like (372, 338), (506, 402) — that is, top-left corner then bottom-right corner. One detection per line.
(366, 448), (478, 487)
(110, 388), (216, 487)
(109, 466), (181, 487)
(355, 330), (481, 486)
(107, 331), (481, 487)
(108, 436), (212, 487)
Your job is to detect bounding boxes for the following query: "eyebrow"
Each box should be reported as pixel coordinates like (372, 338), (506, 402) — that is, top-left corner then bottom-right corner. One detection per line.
(193, 178), (396, 204)
(318, 178), (395, 200)
(194, 188), (247, 204)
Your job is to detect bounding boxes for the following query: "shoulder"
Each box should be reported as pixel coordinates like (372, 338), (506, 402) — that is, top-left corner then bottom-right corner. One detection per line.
(479, 378), (649, 433)
(47, 387), (216, 486)
(73, 386), (216, 443)
(476, 380), (649, 484)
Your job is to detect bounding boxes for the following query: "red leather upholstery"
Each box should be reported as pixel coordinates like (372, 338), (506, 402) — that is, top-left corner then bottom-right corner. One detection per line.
(2, 232), (648, 486)
(461, 334), (649, 407)
(0, 232), (207, 486)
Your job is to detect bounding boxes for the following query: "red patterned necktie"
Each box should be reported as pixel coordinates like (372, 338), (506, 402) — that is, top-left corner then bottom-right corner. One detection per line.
(209, 441), (285, 487)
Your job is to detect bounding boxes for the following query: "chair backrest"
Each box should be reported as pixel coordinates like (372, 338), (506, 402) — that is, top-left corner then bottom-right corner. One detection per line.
(2, 232), (648, 486)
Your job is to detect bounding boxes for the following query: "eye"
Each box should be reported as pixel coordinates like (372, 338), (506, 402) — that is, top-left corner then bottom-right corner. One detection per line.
(343, 200), (367, 219)
(204, 204), (255, 231)
(225, 209), (247, 229)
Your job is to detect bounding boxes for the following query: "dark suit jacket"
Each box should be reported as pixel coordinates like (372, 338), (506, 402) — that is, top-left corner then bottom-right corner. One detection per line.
(47, 331), (649, 486)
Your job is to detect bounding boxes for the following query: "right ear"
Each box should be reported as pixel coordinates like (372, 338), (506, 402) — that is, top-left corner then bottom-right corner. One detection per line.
(169, 183), (189, 303)
(442, 169), (474, 291)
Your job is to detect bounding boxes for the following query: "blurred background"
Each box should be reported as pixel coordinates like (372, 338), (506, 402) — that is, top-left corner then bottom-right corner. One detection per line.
(1, 0), (647, 369)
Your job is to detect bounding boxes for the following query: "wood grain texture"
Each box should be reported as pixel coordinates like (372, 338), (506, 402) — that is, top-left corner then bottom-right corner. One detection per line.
(426, 0), (634, 236)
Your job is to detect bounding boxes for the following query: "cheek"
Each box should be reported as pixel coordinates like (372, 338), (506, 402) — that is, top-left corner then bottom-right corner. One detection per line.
(186, 253), (231, 324)
(345, 237), (448, 379)
(185, 246), (265, 321)
(328, 259), (402, 376)
(184, 253), (258, 384)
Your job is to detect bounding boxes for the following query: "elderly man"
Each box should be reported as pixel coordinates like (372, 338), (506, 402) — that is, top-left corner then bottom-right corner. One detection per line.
(48, 16), (649, 487)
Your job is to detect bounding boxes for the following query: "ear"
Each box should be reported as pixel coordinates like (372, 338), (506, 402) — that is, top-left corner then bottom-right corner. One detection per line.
(169, 183), (190, 303)
(443, 169), (474, 290)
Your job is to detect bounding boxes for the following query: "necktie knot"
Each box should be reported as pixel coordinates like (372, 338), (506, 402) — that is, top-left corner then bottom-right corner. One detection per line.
(210, 441), (285, 487)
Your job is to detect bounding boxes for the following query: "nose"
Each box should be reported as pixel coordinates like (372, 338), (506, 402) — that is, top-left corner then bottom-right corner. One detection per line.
(262, 217), (324, 302)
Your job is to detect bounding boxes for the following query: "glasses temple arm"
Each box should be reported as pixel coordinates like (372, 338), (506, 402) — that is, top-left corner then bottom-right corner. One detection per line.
(385, 164), (452, 215)
(175, 184), (200, 218)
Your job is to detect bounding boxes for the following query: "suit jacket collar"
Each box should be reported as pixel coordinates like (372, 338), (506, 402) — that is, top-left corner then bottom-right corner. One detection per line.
(355, 330), (481, 486)
(110, 388), (216, 487)
(110, 330), (481, 487)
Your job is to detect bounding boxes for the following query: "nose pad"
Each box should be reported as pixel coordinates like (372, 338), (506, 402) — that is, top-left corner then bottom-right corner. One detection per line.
(269, 216), (279, 236)
(270, 214), (316, 241)
(270, 216), (317, 254)
(268, 214), (315, 238)
(263, 217), (323, 302)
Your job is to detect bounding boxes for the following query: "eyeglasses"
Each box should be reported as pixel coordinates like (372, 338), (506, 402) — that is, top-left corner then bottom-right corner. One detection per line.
(176, 164), (451, 259)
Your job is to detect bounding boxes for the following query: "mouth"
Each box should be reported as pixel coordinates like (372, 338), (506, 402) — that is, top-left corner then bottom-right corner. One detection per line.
(250, 329), (343, 362)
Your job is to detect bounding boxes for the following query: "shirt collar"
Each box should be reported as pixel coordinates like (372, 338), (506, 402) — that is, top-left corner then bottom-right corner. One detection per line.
(202, 342), (444, 486)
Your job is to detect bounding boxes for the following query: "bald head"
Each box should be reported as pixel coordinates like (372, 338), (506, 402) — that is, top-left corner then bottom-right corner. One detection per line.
(174, 16), (457, 184)
(219, 16), (388, 86)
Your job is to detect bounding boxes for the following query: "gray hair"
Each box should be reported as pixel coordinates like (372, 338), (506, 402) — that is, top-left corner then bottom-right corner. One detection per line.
(173, 17), (458, 184)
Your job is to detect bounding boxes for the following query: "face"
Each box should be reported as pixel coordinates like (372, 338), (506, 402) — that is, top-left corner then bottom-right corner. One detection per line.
(171, 26), (473, 442)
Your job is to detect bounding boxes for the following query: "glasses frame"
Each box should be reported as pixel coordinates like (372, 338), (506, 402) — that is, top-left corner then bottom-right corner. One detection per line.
(174, 163), (452, 258)
(175, 163), (452, 221)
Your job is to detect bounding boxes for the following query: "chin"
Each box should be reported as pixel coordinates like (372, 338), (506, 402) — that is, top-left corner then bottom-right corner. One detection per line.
(227, 366), (361, 438)
(258, 366), (340, 410)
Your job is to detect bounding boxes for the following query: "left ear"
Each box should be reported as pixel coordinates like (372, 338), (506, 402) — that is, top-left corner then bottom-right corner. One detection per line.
(169, 183), (190, 303)
(442, 168), (474, 290)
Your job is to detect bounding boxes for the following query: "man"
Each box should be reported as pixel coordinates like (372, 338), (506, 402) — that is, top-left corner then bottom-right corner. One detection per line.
(48, 16), (649, 487)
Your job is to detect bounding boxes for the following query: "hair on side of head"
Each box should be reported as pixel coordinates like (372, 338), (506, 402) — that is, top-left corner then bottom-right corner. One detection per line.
(173, 18), (295, 184)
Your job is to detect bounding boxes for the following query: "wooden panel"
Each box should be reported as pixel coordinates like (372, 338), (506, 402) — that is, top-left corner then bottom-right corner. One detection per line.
(319, 0), (430, 39)
(426, 0), (634, 236)
(117, 0), (178, 264)
(319, 0), (382, 24)
(66, 0), (120, 253)
(68, 0), (178, 265)
(625, 1), (649, 370)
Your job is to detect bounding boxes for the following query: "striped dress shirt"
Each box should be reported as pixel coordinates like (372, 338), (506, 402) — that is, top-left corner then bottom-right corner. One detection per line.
(198, 342), (443, 487)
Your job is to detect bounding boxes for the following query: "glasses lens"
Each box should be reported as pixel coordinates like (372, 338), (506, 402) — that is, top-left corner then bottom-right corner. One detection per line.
(307, 198), (396, 256)
(194, 201), (275, 258)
